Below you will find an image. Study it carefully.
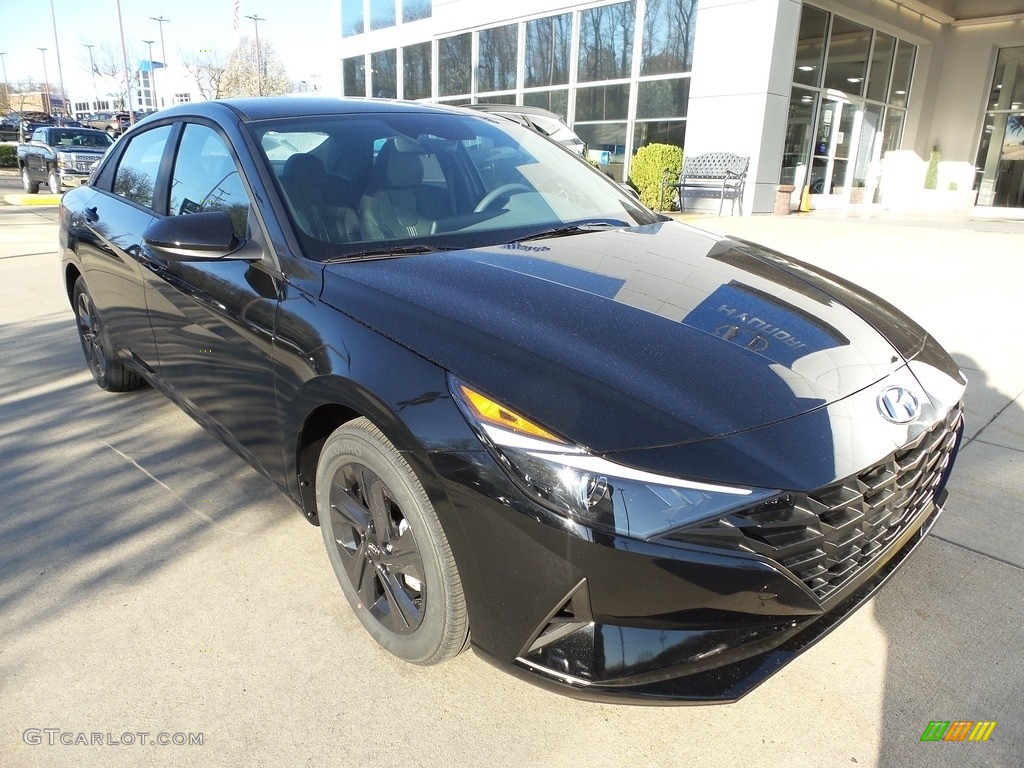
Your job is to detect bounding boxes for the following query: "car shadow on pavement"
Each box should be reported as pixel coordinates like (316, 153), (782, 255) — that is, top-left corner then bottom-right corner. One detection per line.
(0, 314), (299, 645)
(872, 353), (1024, 766)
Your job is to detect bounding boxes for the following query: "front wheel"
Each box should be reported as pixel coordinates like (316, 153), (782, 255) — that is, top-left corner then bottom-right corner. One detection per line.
(73, 276), (144, 392)
(316, 418), (469, 665)
(21, 166), (39, 194)
(47, 168), (61, 194)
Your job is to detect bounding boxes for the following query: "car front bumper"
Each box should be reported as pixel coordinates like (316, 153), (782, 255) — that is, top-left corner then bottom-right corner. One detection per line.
(430, 403), (963, 704)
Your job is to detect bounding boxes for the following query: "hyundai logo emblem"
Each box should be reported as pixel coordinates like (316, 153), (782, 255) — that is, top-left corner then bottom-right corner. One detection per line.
(877, 386), (920, 424)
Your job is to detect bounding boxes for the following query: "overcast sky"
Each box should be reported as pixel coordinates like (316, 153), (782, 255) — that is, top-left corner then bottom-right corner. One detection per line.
(0, 0), (337, 95)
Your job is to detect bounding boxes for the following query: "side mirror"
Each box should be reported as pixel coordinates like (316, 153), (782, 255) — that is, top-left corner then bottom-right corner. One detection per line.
(143, 211), (257, 262)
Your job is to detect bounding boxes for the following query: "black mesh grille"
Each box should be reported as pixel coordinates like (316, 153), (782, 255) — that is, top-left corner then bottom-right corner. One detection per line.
(665, 405), (964, 603)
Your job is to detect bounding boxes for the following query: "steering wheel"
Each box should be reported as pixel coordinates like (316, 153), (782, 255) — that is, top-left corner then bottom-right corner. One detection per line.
(473, 183), (532, 213)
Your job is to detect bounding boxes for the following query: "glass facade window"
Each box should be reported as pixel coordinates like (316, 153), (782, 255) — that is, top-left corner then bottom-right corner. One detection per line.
(636, 78), (689, 119)
(343, 56), (366, 97)
(478, 24), (518, 93)
(576, 83), (631, 121)
(866, 32), (894, 103)
(370, 0), (396, 31)
(525, 14), (572, 89)
(335, 0), (700, 181)
(987, 46), (1024, 110)
(342, 0), (364, 37)
(403, 0), (431, 24)
(822, 16), (870, 95)
(370, 49), (397, 98)
(640, 0), (697, 76)
(403, 42), (431, 100)
(793, 5), (827, 87)
(574, 122), (627, 180)
(439, 33), (471, 97)
(632, 120), (685, 155)
(524, 89), (568, 117)
(888, 40), (915, 108)
(578, 1), (636, 83)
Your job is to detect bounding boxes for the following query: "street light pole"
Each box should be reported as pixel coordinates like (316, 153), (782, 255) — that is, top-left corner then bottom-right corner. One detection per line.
(49, 0), (68, 116)
(244, 14), (266, 96)
(0, 52), (9, 113)
(114, 0), (134, 120)
(38, 48), (52, 115)
(83, 43), (99, 111)
(143, 40), (157, 111)
(150, 15), (170, 109)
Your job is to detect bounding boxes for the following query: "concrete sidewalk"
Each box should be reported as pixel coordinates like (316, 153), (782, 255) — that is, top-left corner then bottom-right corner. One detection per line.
(0, 200), (1021, 767)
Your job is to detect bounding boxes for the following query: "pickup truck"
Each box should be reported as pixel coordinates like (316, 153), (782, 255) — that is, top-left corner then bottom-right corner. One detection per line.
(17, 126), (113, 194)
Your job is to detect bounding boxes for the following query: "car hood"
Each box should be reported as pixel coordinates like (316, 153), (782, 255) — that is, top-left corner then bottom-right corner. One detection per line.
(321, 221), (926, 453)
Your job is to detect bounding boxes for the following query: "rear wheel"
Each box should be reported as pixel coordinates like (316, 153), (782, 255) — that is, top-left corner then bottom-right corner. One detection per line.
(316, 418), (469, 665)
(73, 276), (144, 392)
(21, 167), (39, 194)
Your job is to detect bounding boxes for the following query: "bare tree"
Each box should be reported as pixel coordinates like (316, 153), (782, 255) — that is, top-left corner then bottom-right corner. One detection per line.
(90, 41), (134, 109)
(181, 49), (229, 100)
(221, 37), (291, 98)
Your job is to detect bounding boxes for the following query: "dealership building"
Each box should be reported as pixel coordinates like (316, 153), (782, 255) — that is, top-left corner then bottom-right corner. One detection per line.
(335, 0), (1024, 214)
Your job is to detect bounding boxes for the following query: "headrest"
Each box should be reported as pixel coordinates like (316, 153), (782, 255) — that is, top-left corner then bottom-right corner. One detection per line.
(282, 153), (326, 185)
(373, 140), (424, 189)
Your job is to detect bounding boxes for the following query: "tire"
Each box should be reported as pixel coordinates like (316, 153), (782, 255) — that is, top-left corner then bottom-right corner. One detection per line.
(21, 166), (39, 194)
(73, 276), (145, 392)
(316, 417), (469, 665)
(47, 167), (61, 195)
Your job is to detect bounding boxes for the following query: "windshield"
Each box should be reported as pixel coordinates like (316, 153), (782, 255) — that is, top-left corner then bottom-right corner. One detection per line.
(247, 109), (658, 260)
(51, 130), (113, 148)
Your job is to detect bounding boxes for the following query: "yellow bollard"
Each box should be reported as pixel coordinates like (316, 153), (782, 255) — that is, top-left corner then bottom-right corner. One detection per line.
(799, 185), (811, 213)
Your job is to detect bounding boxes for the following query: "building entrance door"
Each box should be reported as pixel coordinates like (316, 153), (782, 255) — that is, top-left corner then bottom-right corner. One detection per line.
(977, 113), (1024, 208)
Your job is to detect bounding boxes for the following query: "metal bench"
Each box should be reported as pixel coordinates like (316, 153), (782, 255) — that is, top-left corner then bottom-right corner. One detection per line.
(661, 152), (749, 215)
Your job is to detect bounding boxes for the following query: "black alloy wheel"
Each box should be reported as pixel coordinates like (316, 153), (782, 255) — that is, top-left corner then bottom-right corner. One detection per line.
(317, 418), (468, 664)
(73, 277), (143, 392)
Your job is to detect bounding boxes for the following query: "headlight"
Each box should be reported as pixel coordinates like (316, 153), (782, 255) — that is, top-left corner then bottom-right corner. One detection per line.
(450, 377), (777, 539)
(57, 151), (74, 169)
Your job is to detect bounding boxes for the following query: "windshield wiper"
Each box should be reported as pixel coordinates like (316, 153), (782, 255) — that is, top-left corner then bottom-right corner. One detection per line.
(327, 244), (452, 262)
(508, 219), (630, 244)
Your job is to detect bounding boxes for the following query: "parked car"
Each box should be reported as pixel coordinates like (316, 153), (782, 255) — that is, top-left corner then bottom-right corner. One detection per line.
(58, 97), (966, 703)
(465, 103), (586, 155)
(18, 126), (113, 193)
(0, 113), (20, 141)
(17, 111), (56, 142)
(81, 111), (132, 138)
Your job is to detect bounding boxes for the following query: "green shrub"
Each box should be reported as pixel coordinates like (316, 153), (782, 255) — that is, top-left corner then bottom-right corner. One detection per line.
(924, 147), (940, 190)
(0, 144), (16, 169)
(628, 143), (683, 210)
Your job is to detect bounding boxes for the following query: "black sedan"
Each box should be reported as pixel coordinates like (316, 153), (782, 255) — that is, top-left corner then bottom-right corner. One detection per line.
(57, 97), (965, 703)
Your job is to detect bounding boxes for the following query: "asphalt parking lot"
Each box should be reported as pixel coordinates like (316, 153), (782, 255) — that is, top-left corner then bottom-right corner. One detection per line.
(1, 172), (1022, 767)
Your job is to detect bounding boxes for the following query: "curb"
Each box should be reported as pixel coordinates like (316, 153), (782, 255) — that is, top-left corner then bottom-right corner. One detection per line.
(3, 193), (62, 206)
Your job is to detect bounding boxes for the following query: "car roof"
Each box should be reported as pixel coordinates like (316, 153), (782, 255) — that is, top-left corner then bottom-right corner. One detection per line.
(148, 96), (471, 125)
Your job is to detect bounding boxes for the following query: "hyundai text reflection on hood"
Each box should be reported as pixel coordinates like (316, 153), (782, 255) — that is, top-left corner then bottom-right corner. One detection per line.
(57, 97), (966, 703)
